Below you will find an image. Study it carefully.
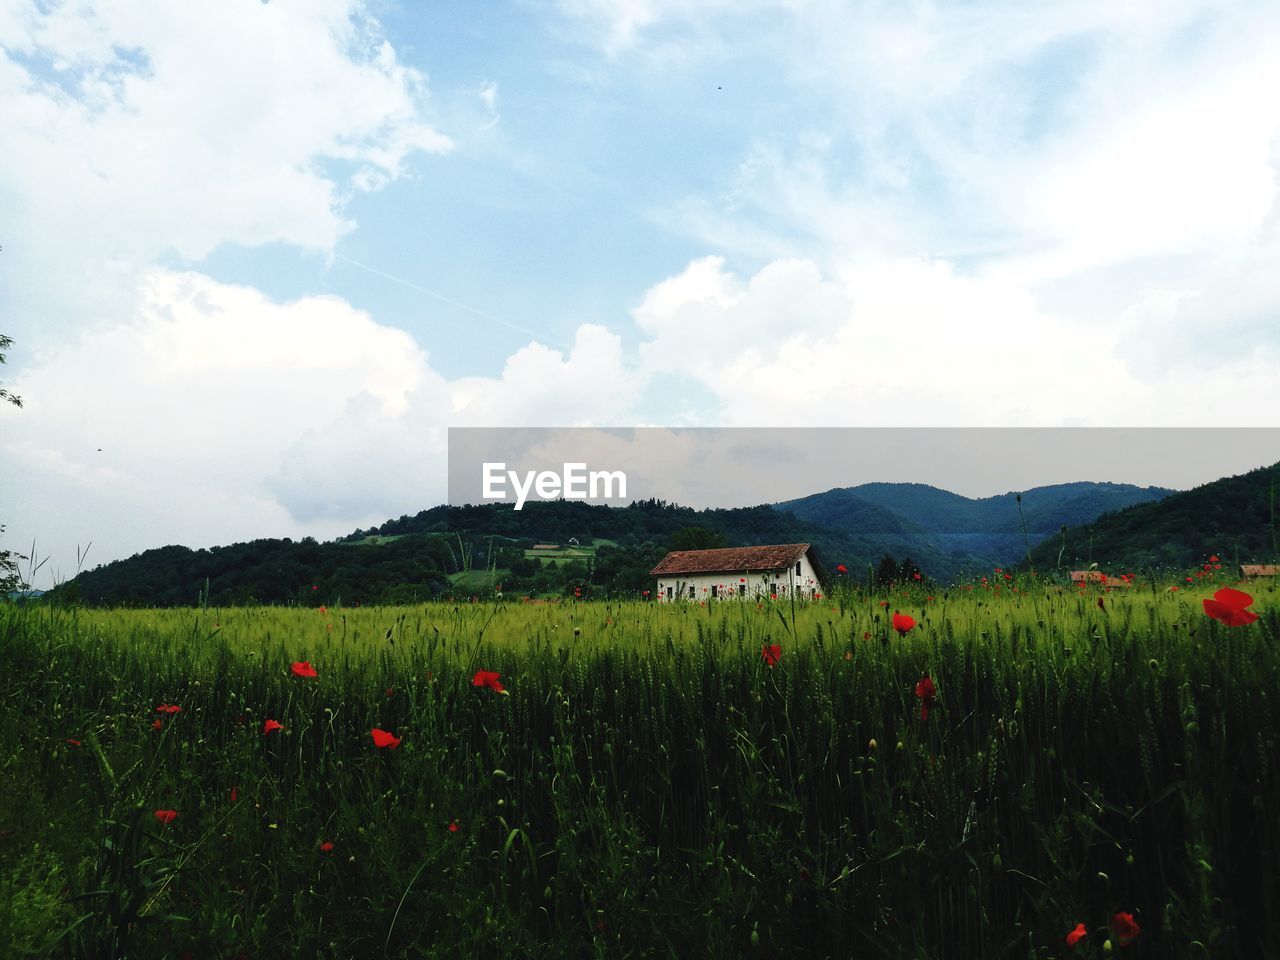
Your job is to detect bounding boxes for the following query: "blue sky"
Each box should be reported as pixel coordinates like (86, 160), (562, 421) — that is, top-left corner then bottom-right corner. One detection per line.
(2, 0), (1280, 583)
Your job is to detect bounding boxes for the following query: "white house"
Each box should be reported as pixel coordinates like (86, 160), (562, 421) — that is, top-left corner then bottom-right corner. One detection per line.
(650, 543), (824, 601)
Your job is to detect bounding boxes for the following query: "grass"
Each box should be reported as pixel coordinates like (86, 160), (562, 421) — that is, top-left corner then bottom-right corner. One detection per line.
(0, 577), (1277, 958)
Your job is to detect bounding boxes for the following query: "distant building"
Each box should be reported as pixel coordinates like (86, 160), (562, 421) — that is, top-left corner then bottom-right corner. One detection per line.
(1240, 564), (1280, 579)
(651, 543), (822, 601)
(1069, 570), (1107, 583)
(1069, 570), (1130, 586)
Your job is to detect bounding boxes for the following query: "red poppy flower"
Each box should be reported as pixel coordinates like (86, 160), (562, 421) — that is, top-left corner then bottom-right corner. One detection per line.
(761, 643), (782, 667)
(913, 572), (922, 581)
(1111, 912), (1140, 946)
(1203, 587), (1258, 627)
(448, 820), (459, 833)
(1097, 598), (1105, 610)
(154, 809), (178, 824)
(836, 564), (848, 574)
(1065, 922), (1087, 947)
(892, 612), (915, 635)
(229, 787), (238, 803)
(311, 584), (318, 590)
(915, 674), (937, 720)
(472, 670), (506, 693)
(320, 841), (335, 852)
(386, 687), (395, 697)
(155, 703), (181, 714)
(371, 727), (401, 749)
(66, 738), (82, 747)
(1209, 555), (1219, 562)
(263, 719), (284, 735)
(291, 660), (318, 678)
(862, 631), (871, 640)
(151, 718), (163, 730)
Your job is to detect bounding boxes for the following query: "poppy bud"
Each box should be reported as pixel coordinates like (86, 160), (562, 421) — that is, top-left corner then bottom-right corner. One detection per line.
(868, 738), (877, 752)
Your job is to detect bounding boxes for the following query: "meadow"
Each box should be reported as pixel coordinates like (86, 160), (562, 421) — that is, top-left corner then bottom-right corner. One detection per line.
(0, 576), (1276, 958)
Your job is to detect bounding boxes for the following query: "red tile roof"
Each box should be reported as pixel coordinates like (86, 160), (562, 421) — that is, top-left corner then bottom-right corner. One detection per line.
(650, 543), (811, 576)
(1241, 564), (1279, 577)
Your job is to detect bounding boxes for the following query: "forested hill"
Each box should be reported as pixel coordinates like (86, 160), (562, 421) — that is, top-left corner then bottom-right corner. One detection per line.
(1025, 462), (1280, 572)
(775, 480), (1174, 565)
(44, 501), (861, 606)
(46, 497), (985, 607)
(345, 499), (997, 581)
(47, 466), (1256, 608)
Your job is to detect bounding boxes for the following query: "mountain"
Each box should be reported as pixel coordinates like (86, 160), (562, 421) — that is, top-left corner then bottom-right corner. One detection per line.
(775, 481), (1175, 575)
(1024, 462), (1280, 573)
(45, 475), (1212, 607)
(46, 500), (874, 606)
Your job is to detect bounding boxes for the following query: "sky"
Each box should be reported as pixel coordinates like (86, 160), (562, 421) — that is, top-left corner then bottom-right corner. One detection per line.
(2, 0), (1280, 586)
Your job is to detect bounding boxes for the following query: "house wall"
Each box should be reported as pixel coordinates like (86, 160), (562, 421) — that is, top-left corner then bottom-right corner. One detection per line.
(656, 553), (822, 601)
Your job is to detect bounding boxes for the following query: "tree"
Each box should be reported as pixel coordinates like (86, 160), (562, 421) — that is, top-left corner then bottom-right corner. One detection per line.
(874, 554), (898, 586)
(897, 556), (922, 582)
(1, 335), (24, 595)
(0, 525), (26, 595)
(670, 526), (727, 551)
(0, 334), (20, 408)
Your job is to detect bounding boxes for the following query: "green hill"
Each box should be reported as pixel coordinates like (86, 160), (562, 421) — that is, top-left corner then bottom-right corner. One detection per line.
(775, 480), (1174, 572)
(47, 472), (1229, 607)
(1025, 462), (1280, 573)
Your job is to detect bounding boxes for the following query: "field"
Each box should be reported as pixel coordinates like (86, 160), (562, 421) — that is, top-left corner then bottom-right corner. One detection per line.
(1, 578), (1277, 958)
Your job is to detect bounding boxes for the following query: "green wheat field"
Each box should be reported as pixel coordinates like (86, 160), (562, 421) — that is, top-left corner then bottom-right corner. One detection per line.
(1, 577), (1276, 958)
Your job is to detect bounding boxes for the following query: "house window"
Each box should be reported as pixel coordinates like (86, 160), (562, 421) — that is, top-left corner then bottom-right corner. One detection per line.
(711, 585), (718, 598)
(666, 586), (672, 600)
(738, 583), (746, 596)
(688, 585), (695, 598)
(795, 561), (802, 575)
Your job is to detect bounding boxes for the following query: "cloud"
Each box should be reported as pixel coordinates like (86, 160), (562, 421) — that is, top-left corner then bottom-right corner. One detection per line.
(477, 79), (500, 128)
(0, 0), (452, 338)
(448, 323), (643, 426)
(1, 272), (642, 574)
(630, 254), (1280, 426)
(0, 270), (438, 568)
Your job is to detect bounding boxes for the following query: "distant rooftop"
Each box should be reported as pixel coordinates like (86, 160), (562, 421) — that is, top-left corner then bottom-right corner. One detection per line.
(651, 543), (810, 576)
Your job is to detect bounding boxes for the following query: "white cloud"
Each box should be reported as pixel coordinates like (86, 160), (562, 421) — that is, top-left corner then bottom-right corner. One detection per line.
(630, 254), (1280, 426)
(1, 273), (642, 579)
(0, 0), (451, 337)
(448, 323), (643, 426)
(0, 270), (438, 571)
